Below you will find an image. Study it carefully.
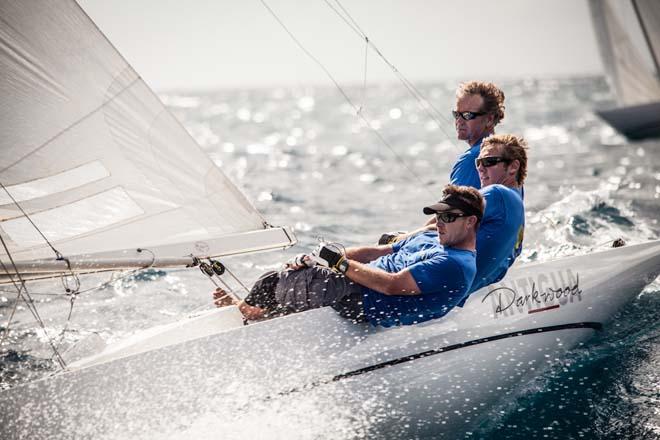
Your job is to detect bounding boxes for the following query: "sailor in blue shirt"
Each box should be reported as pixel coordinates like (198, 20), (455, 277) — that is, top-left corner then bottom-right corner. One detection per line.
(223, 185), (485, 327)
(331, 185), (485, 327)
(377, 133), (527, 305)
(467, 134), (527, 295)
(449, 81), (506, 189)
(376, 82), (507, 246)
(358, 229), (477, 327)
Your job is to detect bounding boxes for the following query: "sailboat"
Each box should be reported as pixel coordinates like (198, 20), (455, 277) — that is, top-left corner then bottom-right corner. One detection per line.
(588, 0), (660, 140)
(1, 1), (659, 439)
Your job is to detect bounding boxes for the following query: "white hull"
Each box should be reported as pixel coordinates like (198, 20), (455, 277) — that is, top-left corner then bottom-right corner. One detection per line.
(1, 240), (659, 439)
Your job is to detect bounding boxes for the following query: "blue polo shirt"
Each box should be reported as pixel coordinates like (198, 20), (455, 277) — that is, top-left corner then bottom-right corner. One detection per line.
(469, 184), (525, 295)
(361, 231), (476, 327)
(449, 140), (483, 189)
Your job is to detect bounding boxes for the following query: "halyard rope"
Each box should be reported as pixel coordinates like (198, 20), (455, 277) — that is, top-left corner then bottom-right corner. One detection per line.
(259, 0), (441, 199)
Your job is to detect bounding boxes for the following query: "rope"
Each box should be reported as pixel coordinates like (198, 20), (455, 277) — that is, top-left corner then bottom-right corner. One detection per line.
(196, 258), (238, 300)
(1, 180), (82, 308)
(0, 75), (146, 361)
(0, 182), (61, 259)
(221, 263), (252, 297)
(0, 259), (22, 350)
(53, 293), (77, 355)
(0, 246), (157, 368)
(323, 0), (461, 151)
(259, 0), (439, 199)
(0, 234), (67, 368)
(357, 36), (368, 115)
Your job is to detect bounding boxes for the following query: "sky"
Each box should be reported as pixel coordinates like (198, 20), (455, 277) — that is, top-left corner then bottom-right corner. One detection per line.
(77, 0), (603, 91)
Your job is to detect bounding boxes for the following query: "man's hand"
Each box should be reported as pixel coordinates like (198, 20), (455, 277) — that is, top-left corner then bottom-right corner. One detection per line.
(285, 253), (316, 270)
(312, 243), (348, 274)
(377, 231), (407, 245)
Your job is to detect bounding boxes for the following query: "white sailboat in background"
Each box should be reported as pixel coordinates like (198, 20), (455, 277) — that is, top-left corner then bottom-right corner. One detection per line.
(588, 0), (660, 140)
(1, 1), (660, 439)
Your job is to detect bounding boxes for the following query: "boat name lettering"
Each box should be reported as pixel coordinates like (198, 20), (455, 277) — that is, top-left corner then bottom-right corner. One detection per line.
(482, 270), (582, 317)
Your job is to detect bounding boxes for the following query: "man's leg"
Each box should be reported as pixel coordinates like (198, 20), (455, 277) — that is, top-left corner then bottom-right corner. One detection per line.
(332, 290), (367, 323)
(213, 287), (237, 307)
(275, 266), (357, 312)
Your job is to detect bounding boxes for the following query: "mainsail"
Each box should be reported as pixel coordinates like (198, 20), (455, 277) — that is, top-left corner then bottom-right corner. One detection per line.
(588, 0), (660, 139)
(0, 0), (296, 281)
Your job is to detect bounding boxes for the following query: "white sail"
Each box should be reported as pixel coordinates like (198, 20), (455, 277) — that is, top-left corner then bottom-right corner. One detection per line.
(589, 0), (660, 106)
(635, 0), (660, 66)
(0, 0), (295, 277)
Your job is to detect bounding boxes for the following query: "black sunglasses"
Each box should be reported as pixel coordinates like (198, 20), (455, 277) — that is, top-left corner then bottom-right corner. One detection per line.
(452, 110), (487, 121)
(475, 156), (511, 168)
(435, 211), (467, 223)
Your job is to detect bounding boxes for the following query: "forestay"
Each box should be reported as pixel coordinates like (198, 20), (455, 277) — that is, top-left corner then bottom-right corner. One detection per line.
(0, 0), (295, 280)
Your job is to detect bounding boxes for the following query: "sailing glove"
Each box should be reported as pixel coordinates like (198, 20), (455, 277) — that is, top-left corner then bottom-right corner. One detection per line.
(313, 243), (349, 274)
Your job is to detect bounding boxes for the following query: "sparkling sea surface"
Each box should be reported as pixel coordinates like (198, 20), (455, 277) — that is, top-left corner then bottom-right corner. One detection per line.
(1, 76), (659, 439)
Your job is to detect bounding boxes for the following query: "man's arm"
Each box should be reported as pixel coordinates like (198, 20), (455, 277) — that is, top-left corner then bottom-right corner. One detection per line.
(344, 260), (420, 296)
(315, 243), (421, 296)
(345, 244), (393, 263)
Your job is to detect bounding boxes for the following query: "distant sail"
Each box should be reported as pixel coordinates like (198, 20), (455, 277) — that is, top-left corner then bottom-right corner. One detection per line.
(588, 0), (660, 139)
(0, 0), (295, 277)
(589, 0), (660, 106)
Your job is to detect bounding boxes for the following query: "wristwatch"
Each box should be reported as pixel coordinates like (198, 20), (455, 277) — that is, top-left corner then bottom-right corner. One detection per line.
(337, 258), (349, 274)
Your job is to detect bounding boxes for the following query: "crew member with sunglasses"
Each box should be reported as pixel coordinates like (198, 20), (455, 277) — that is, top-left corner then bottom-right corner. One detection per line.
(450, 81), (506, 189)
(377, 134), (527, 302)
(468, 134), (526, 294)
(214, 185), (484, 328)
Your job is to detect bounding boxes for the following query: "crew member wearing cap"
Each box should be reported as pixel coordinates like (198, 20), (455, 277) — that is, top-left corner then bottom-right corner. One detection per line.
(378, 134), (527, 301)
(336, 184), (484, 327)
(215, 185), (484, 327)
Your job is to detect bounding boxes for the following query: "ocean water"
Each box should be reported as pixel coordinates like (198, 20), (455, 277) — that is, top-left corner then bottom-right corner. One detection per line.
(1, 76), (659, 439)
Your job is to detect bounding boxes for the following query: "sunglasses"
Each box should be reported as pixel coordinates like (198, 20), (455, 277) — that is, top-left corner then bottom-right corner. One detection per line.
(452, 110), (487, 121)
(475, 156), (511, 168)
(435, 211), (467, 223)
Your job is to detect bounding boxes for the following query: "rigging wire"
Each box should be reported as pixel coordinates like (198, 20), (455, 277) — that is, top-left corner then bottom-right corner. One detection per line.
(0, 76), (145, 360)
(0, 235), (67, 368)
(260, 0), (440, 199)
(0, 244), (157, 368)
(0, 260), (22, 350)
(0, 182), (62, 261)
(357, 36), (368, 115)
(221, 263), (252, 297)
(1, 181), (82, 297)
(196, 258), (252, 302)
(322, 0), (460, 150)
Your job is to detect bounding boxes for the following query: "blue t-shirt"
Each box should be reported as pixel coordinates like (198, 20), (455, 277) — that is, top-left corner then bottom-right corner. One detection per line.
(468, 184), (525, 295)
(449, 140), (482, 189)
(361, 231), (476, 327)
